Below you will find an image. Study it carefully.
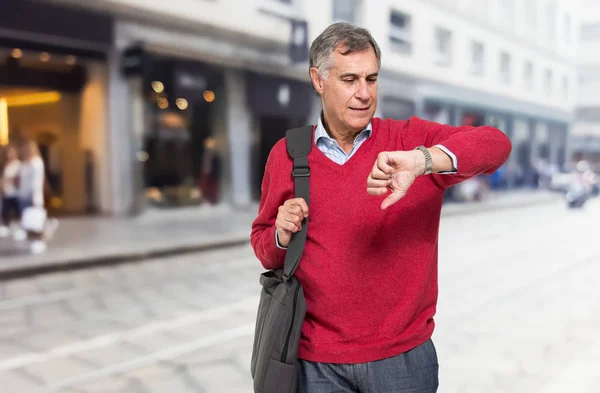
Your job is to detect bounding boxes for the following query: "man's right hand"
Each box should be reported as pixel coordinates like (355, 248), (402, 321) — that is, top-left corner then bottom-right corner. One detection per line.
(275, 198), (309, 248)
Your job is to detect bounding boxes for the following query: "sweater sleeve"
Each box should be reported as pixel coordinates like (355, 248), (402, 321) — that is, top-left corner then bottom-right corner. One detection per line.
(405, 117), (512, 189)
(250, 139), (293, 270)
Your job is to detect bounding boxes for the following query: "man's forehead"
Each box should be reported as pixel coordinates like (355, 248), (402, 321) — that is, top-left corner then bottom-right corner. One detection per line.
(330, 47), (379, 75)
(330, 63), (379, 76)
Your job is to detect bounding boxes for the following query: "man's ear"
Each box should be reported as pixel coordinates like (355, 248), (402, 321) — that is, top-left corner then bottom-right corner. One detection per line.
(309, 67), (325, 95)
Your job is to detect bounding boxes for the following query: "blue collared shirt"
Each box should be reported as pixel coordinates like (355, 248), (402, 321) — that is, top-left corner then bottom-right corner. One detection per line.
(314, 116), (373, 165)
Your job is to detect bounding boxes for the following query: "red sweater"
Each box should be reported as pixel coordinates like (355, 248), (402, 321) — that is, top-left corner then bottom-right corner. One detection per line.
(251, 117), (512, 364)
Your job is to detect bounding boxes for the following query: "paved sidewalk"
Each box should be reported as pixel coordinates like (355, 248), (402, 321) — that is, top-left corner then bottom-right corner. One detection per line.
(0, 190), (562, 279)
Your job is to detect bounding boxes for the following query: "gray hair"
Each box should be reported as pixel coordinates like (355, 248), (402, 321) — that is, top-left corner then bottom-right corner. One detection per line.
(309, 22), (381, 79)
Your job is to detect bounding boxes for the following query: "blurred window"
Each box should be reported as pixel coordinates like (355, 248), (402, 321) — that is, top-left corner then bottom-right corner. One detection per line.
(389, 11), (412, 55)
(579, 66), (600, 83)
(561, 75), (569, 100)
(499, 52), (511, 85)
(524, 61), (534, 91)
(544, 68), (553, 97)
(434, 27), (452, 67)
(581, 23), (600, 41)
(499, 0), (515, 20)
(333, 0), (357, 23)
(544, 1), (556, 43)
(524, 0), (537, 31)
(563, 13), (571, 45)
(470, 41), (484, 76)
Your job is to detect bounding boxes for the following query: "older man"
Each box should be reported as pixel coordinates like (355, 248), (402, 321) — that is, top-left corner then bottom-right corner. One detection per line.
(251, 22), (511, 393)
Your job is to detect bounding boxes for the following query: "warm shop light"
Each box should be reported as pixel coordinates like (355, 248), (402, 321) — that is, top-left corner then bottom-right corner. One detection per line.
(66, 55), (77, 65)
(157, 98), (169, 109)
(40, 52), (50, 62)
(176, 98), (188, 110)
(5, 92), (61, 107)
(137, 151), (149, 162)
(0, 99), (8, 146)
(203, 90), (215, 103)
(152, 81), (164, 93)
(12, 48), (22, 59)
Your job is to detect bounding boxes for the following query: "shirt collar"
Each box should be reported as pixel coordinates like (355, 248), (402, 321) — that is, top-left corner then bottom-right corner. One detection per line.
(315, 113), (372, 143)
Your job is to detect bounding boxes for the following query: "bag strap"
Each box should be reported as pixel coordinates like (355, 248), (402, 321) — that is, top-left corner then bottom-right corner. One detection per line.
(283, 125), (313, 280)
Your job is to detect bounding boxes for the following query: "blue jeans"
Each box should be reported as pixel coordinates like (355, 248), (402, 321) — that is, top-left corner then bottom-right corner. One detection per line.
(298, 339), (439, 393)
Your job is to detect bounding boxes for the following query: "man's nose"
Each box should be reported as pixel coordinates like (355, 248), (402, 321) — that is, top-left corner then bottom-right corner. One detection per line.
(354, 79), (369, 100)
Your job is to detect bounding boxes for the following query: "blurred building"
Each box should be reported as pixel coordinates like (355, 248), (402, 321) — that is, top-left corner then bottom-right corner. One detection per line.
(0, 0), (113, 215)
(0, 0), (582, 216)
(572, 0), (600, 167)
(344, 0), (580, 188)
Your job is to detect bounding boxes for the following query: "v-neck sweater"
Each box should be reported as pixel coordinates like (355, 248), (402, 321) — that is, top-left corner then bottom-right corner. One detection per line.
(251, 116), (512, 364)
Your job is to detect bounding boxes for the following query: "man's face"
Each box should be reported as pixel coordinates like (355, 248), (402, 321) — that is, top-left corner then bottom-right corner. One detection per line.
(310, 45), (379, 133)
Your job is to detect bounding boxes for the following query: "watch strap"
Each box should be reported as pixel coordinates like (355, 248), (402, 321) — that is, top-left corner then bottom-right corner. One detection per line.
(415, 146), (433, 175)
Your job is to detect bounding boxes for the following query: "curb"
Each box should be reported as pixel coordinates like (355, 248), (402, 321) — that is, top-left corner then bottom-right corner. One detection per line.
(0, 194), (563, 281)
(0, 236), (250, 281)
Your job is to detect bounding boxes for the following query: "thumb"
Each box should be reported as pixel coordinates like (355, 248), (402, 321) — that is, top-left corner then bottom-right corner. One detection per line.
(381, 189), (406, 210)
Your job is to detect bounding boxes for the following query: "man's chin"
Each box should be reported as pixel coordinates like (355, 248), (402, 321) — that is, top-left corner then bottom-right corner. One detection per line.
(347, 112), (373, 130)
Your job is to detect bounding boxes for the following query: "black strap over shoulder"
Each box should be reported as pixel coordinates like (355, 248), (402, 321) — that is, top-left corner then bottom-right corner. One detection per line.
(283, 125), (313, 280)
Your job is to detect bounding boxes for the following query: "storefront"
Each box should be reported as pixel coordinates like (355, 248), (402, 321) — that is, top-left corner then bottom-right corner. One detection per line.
(0, 0), (113, 215)
(122, 50), (227, 208)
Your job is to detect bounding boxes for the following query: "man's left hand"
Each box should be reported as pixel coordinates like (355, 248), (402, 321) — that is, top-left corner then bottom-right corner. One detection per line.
(367, 150), (426, 210)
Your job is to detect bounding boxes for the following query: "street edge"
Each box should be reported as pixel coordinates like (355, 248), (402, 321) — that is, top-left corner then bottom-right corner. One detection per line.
(0, 237), (251, 281)
(441, 195), (561, 217)
(0, 195), (562, 281)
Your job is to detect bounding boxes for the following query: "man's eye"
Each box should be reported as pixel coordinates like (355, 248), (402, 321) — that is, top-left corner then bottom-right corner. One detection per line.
(343, 79), (354, 82)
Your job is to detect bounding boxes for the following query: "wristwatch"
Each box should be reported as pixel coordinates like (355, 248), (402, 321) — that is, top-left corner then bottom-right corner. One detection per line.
(414, 146), (433, 175)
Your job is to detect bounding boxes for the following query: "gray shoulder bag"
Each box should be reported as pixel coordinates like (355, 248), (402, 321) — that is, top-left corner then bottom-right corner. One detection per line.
(251, 125), (313, 393)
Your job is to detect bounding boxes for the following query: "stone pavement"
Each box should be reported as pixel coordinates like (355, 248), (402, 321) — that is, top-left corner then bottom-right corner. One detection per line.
(0, 190), (562, 279)
(1, 197), (598, 393)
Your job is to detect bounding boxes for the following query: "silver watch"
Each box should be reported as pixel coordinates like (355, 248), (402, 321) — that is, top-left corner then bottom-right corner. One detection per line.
(415, 146), (433, 175)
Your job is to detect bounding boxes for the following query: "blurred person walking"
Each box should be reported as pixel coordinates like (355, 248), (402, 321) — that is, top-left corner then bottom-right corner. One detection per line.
(16, 140), (48, 253)
(0, 145), (22, 237)
(251, 22), (511, 393)
(199, 136), (222, 205)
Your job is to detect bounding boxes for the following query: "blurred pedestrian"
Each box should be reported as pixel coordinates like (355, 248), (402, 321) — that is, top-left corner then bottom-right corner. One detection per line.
(198, 136), (222, 205)
(16, 140), (47, 253)
(0, 145), (22, 237)
(251, 22), (512, 393)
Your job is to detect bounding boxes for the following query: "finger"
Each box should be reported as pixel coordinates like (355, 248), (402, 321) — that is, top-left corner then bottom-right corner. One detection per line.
(286, 205), (303, 218)
(376, 153), (395, 175)
(275, 218), (291, 234)
(367, 177), (391, 189)
(367, 186), (389, 196)
(370, 164), (391, 180)
(278, 218), (301, 233)
(381, 190), (407, 210)
(284, 212), (303, 227)
(285, 198), (309, 217)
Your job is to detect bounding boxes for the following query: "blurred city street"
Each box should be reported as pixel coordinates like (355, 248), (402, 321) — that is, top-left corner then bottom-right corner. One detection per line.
(0, 197), (598, 393)
(0, 0), (599, 392)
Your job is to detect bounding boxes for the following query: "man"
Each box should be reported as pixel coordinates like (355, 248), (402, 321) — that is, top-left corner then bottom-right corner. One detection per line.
(251, 22), (511, 392)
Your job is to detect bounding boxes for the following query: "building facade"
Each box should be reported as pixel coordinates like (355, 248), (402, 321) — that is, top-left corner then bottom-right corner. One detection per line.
(572, 0), (600, 166)
(327, 0), (580, 187)
(30, 0), (581, 216)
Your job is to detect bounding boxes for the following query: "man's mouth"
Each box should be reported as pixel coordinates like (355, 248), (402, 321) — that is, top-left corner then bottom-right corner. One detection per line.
(350, 107), (370, 111)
